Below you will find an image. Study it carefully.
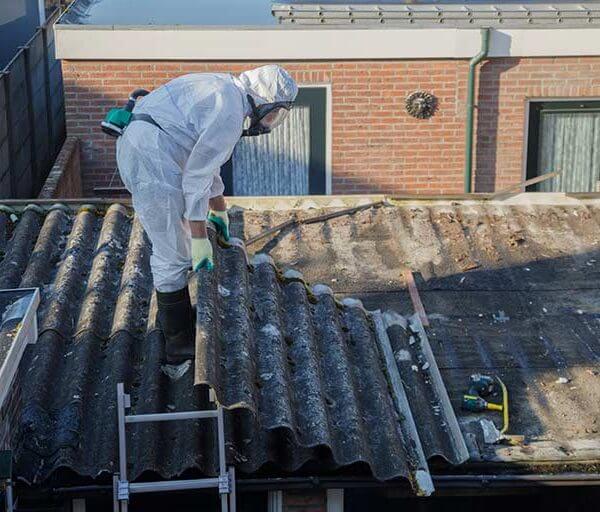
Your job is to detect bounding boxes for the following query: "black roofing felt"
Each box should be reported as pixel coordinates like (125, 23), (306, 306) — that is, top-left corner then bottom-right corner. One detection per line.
(3, 204), (467, 492)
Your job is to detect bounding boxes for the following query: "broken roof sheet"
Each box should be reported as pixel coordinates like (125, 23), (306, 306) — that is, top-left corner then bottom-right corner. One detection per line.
(5, 202), (467, 492)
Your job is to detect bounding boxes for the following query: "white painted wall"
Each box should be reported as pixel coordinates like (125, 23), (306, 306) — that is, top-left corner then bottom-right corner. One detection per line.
(54, 26), (600, 60)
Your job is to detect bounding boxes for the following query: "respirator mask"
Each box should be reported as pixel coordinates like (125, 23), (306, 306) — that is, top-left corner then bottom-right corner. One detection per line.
(242, 95), (294, 137)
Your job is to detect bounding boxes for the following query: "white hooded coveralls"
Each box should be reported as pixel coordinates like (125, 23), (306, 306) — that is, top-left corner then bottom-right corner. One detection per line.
(116, 66), (298, 292)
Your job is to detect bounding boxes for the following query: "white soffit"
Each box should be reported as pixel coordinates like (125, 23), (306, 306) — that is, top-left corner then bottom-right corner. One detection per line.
(54, 26), (600, 60)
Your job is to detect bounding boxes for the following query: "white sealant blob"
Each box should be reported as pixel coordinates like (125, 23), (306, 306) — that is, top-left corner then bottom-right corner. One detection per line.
(260, 323), (280, 338)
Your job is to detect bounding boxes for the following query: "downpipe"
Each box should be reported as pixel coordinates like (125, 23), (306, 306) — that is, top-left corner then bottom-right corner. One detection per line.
(464, 28), (491, 193)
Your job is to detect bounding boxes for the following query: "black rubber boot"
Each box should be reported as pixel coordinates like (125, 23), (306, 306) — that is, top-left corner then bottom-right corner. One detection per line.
(156, 287), (194, 365)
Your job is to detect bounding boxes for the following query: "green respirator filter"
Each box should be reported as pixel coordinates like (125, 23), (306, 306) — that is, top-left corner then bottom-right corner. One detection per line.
(101, 108), (133, 138)
(100, 90), (150, 137)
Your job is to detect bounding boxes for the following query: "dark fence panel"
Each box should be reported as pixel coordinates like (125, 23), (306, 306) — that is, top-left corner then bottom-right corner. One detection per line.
(44, 16), (66, 159)
(0, 8), (65, 199)
(0, 75), (11, 197)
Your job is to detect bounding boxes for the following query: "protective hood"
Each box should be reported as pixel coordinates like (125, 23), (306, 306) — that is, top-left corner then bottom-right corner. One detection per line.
(237, 65), (298, 106)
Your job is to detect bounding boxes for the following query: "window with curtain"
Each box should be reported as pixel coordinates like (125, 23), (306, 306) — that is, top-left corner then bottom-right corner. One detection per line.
(221, 87), (328, 196)
(528, 102), (600, 193)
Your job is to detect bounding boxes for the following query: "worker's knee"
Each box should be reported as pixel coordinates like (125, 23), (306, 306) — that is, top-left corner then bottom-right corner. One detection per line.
(152, 266), (189, 293)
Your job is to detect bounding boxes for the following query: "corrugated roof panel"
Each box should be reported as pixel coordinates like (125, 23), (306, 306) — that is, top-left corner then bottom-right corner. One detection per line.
(8, 197), (600, 489)
(5, 203), (467, 492)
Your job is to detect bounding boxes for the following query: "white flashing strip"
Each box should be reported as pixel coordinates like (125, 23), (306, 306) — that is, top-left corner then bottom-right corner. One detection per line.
(0, 288), (40, 410)
(54, 26), (600, 60)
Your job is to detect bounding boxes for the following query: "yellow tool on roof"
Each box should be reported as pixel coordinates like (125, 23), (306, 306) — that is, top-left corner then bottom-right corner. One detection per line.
(461, 374), (520, 443)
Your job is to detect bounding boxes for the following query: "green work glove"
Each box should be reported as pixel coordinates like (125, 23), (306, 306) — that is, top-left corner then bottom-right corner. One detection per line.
(208, 210), (230, 241)
(191, 237), (214, 272)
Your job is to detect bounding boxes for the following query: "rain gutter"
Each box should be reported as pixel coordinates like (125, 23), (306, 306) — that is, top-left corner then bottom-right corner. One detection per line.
(464, 28), (491, 193)
(50, 472), (600, 496)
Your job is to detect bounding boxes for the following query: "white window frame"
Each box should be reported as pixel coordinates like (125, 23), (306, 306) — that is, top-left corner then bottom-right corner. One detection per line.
(523, 96), (600, 191)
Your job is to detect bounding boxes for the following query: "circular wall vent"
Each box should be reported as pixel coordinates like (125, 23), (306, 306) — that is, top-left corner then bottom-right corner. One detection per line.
(405, 91), (438, 119)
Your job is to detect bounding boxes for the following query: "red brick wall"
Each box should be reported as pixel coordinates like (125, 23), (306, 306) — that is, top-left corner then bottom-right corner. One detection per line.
(61, 58), (600, 197)
(475, 57), (600, 192)
(39, 136), (83, 198)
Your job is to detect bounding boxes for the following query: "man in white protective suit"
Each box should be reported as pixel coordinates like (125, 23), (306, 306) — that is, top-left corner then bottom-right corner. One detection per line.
(114, 65), (298, 364)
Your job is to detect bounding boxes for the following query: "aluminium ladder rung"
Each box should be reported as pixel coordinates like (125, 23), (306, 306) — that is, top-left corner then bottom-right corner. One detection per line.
(113, 382), (236, 512)
(125, 410), (218, 423)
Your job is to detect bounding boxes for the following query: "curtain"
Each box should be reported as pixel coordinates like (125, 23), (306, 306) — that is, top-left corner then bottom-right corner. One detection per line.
(538, 112), (600, 193)
(232, 106), (310, 196)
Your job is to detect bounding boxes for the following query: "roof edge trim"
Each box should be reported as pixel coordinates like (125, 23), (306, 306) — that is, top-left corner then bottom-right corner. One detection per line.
(54, 27), (600, 60)
(407, 313), (470, 464)
(372, 310), (433, 496)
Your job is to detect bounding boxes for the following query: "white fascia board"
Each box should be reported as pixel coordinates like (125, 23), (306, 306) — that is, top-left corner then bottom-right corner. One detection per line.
(54, 25), (600, 60)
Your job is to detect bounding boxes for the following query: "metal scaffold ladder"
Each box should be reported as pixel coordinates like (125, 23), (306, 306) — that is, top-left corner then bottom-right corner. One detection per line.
(113, 383), (236, 511)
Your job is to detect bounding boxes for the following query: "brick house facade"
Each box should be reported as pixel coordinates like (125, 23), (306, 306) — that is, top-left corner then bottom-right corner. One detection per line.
(61, 56), (600, 197)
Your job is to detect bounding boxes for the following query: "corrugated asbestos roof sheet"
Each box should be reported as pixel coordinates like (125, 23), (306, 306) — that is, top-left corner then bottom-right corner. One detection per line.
(2, 203), (468, 493)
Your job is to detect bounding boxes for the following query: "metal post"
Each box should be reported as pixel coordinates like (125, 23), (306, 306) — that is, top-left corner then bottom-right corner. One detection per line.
(40, 25), (54, 161)
(116, 383), (129, 512)
(228, 467), (236, 512)
(5, 479), (13, 512)
(112, 474), (119, 512)
(217, 404), (229, 512)
(1, 73), (15, 198)
(37, 0), (46, 26)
